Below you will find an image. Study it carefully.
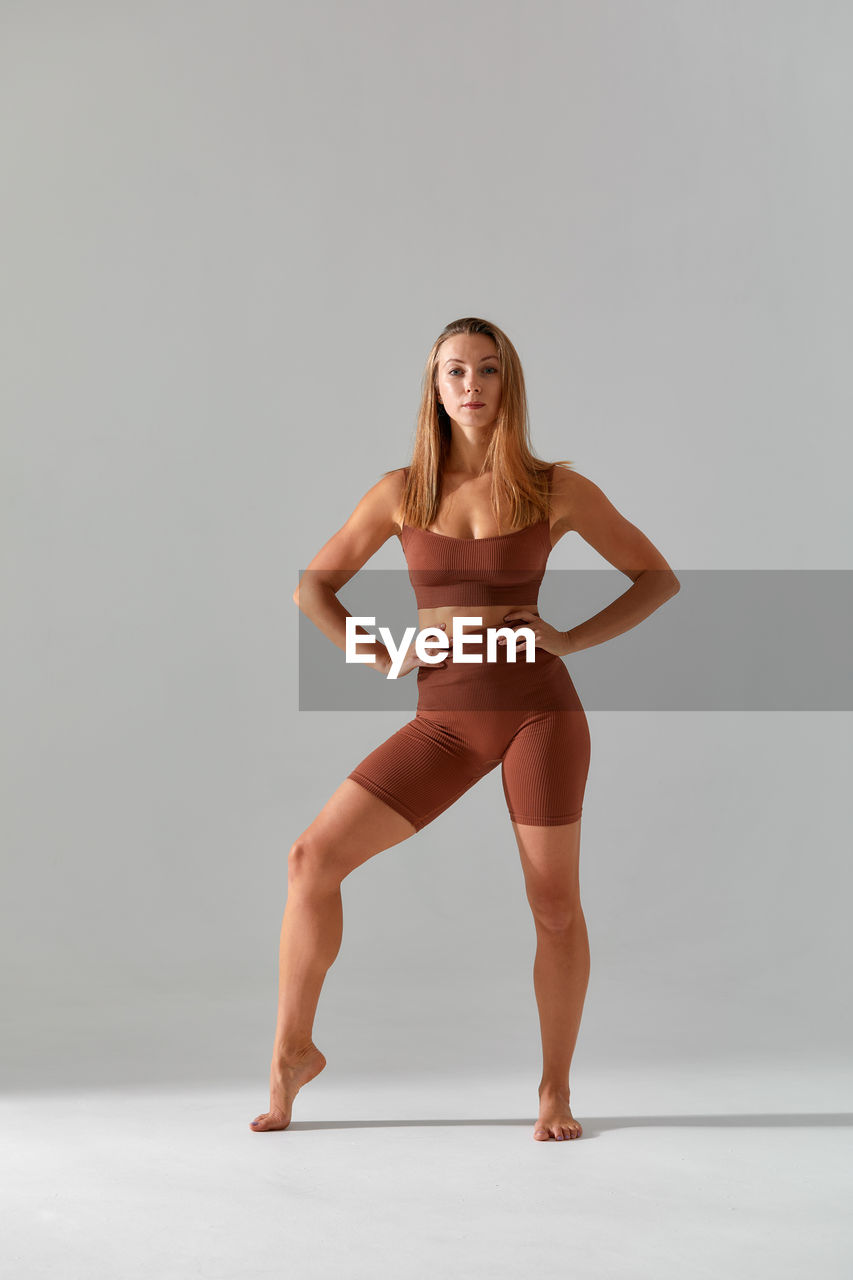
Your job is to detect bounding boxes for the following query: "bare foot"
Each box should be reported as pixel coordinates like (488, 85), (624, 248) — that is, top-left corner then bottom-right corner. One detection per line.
(249, 1043), (327, 1132)
(534, 1087), (582, 1141)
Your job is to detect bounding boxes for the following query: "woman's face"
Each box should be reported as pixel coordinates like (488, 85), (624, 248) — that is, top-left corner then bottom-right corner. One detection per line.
(434, 334), (502, 431)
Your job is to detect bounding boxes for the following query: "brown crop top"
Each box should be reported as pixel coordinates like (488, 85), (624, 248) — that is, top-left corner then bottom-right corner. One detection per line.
(400, 466), (555, 609)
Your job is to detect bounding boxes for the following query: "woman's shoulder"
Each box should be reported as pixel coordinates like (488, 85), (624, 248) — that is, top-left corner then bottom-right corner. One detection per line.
(375, 466), (409, 534)
(551, 462), (591, 492)
(548, 464), (598, 534)
(376, 464), (409, 491)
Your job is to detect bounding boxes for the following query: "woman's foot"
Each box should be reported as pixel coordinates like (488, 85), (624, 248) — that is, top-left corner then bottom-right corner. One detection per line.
(534, 1086), (582, 1141)
(249, 1043), (327, 1132)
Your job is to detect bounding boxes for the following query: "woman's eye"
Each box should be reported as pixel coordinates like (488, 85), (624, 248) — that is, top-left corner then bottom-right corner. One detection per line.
(449, 367), (498, 375)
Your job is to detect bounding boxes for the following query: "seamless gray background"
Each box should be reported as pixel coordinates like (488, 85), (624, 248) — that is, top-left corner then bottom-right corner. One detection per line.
(2, 0), (851, 1102)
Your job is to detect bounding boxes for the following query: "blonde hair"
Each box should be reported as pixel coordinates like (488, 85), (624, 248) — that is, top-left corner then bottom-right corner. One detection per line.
(385, 316), (574, 531)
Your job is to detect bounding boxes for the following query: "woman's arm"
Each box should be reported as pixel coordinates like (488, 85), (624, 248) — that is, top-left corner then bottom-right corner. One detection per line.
(292, 469), (406, 675)
(552, 468), (680, 656)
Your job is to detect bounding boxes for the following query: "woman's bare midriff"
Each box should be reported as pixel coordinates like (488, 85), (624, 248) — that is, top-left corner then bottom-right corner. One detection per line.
(416, 603), (540, 639)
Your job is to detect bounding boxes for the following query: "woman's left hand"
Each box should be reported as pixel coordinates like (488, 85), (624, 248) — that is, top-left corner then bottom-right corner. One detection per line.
(496, 610), (568, 657)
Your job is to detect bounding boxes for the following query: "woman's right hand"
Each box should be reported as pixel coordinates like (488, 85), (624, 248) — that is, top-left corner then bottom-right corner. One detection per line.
(374, 623), (450, 679)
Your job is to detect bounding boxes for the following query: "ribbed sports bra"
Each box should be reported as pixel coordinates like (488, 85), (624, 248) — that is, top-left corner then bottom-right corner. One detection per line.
(400, 466), (555, 609)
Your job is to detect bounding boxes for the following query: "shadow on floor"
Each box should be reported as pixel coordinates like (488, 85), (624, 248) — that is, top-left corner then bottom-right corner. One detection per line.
(281, 1111), (853, 1134)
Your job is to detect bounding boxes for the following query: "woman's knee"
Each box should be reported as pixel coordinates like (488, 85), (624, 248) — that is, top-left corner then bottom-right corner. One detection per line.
(287, 838), (343, 891)
(526, 889), (582, 932)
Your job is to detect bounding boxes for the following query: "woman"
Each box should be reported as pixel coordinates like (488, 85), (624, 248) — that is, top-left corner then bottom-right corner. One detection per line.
(250, 316), (679, 1141)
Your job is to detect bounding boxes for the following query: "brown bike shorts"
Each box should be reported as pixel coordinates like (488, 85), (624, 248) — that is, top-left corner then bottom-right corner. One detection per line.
(347, 633), (590, 832)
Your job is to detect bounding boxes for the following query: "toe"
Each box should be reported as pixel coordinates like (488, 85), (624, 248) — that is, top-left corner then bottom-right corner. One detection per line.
(533, 1126), (550, 1140)
(251, 1111), (291, 1132)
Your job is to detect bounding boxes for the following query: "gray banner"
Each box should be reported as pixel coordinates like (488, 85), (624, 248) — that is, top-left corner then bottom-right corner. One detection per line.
(296, 569), (853, 711)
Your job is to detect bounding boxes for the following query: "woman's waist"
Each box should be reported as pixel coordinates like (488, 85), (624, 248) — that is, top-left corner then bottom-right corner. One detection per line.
(415, 635), (577, 710)
(415, 610), (546, 670)
(416, 603), (540, 636)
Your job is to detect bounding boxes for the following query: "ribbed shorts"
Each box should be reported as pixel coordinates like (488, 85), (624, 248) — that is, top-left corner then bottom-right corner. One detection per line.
(347, 633), (591, 832)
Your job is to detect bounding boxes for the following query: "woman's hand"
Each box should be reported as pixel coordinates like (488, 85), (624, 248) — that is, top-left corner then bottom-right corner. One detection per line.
(496, 610), (570, 657)
(373, 623), (450, 678)
(394, 622), (450, 678)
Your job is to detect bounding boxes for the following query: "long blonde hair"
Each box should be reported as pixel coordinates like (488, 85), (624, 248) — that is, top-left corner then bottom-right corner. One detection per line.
(385, 316), (574, 531)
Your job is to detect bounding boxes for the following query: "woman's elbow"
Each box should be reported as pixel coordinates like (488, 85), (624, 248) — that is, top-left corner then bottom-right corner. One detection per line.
(293, 577), (337, 607)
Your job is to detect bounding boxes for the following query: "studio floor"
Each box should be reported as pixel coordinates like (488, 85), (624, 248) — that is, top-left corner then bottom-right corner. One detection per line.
(4, 1057), (851, 1280)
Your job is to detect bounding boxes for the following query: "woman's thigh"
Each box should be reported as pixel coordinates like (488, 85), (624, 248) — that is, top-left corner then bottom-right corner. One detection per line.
(508, 815), (583, 921)
(293, 776), (419, 884)
(346, 713), (501, 837)
(500, 708), (591, 828)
